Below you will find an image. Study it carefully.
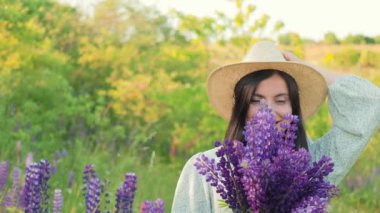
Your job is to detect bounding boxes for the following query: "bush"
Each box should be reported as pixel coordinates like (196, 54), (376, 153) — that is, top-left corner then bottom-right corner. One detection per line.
(358, 50), (380, 68)
(323, 48), (361, 67)
(324, 48), (380, 68)
(324, 32), (340, 45)
(278, 32), (303, 46)
(342, 34), (375, 45)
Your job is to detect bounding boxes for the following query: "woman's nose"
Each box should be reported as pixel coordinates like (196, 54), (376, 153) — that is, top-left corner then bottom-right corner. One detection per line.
(270, 107), (282, 121)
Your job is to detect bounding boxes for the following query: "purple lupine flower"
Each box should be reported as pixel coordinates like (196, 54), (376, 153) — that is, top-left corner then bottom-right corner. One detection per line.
(51, 150), (61, 175)
(24, 163), (42, 212)
(217, 140), (247, 210)
(115, 173), (137, 213)
(83, 164), (98, 198)
(243, 100), (278, 160)
(86, 177), (101, 213)
(24, 160), (51, 213)
(140, 201), (153, 213)
(4, 167), (21, 207)
(39, 160), (51, 212)
(53, 189), (63, 213)
(195, 140), (249, 211)
(277, 113), (299, 150)
(83, 164), (97, 186)
(68, 170), (74, 188)
(3, 194), (11, 207)
(61, 149), (67, 158)
(0, 161), (9, 191)
(54, 151), (60, 161)
(82, 164), (102, 213)
(195, 100), (339, 212)
(25, 152), (34, 168)
(18, 185), (26, 208)
(140, 198), (165, 213)
(51, 163), (57, 175)
(291, 196), (328, 213)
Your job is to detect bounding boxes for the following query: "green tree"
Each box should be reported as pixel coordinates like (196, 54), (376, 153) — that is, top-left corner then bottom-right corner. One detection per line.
(174, 0), (283, 51)
(374, 35), (380, 44)
(277, 32), (304, 58)
(342, 34), (375, 44)
(278, 32), (303, 45)
(0, 0), (84, 154)
(358, 50), (380, 68)
(324, 32), (340, 44)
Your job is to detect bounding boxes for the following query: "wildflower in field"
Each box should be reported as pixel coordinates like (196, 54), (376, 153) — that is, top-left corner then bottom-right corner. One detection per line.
(83, 164), (99, 197)
(86, 177), (102, 213)
(51, 150), (61, 175)
(4, 167), (22, 207)
(83, 164), (98, 186)
(0, 161), (9, 191)
(194, 100), (339, 212)
(25, 152), (34, 167)
(115, 173), (137, 213)
(1, 158), (165, 212)
(24, 160), (51, 213)
(61, 149), (67, 158)
(68, 170), (74, 188)
(140, 198), (165, 213)
(53, 189), (63, 213)
(83, 164), (101, 213)
(55, 150), (61, 161)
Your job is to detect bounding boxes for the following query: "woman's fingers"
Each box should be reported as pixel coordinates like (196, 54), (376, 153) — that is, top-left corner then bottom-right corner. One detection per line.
(282, 50), (345, 86)
(282, 51), (302, 62)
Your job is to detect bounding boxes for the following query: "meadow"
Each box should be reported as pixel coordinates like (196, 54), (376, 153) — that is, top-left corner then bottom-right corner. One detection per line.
(1, 0), (380, 212)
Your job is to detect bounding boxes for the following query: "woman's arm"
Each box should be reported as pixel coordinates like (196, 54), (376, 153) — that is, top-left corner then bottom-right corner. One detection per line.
(282, 51), (345, 86)
(309, 75), (380, 185)
(283, 51), (380, 185)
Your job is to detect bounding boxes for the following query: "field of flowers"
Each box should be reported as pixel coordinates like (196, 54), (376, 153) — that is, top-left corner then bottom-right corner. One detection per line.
(1, 118), (379, 212)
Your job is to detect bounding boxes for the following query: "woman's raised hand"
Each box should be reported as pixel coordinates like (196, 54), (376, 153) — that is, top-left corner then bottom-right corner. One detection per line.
(281, 51), (345, 86)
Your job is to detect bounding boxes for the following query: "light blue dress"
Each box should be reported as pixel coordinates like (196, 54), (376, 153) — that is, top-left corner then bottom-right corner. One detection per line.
(172, 75), (380, 213)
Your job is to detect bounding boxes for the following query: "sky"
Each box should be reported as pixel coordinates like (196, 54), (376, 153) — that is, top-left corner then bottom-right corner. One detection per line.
(141, 0), (380, 40)
(65, 0), (380, 41)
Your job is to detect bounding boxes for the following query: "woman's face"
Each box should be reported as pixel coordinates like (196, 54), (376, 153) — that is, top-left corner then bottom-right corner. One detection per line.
(246, 74), (292, 124)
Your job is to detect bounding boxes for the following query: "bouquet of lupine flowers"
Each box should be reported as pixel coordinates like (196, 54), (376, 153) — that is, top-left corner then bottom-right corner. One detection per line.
(194, 100), (339, 213)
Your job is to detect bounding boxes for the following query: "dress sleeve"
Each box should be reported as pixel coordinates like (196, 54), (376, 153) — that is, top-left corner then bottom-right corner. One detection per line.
(308, 74), (380, 185)
(171, 153), (214, 213)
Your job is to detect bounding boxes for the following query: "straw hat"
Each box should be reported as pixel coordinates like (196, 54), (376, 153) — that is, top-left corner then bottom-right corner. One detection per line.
(207, 41), (327, 121)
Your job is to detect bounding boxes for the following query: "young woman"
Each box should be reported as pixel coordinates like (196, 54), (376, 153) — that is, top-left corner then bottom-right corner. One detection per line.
(172, 41), (380, 212)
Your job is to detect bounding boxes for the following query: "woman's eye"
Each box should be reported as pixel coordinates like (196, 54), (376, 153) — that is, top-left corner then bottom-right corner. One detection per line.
(250, 100), (260, 104)
(276, 100), (286, 104)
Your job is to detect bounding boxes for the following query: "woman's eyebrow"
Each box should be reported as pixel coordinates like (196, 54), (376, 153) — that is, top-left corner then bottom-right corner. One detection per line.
(252, 93), (289, 98)
(274, 93), (289, 98)
(252, 94), (264, 98)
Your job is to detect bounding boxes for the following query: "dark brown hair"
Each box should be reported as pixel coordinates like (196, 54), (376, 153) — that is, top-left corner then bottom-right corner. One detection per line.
(224, 69), (309, 151)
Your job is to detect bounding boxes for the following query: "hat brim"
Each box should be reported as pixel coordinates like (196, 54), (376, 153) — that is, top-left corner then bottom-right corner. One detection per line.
(207, 61), (328, 121)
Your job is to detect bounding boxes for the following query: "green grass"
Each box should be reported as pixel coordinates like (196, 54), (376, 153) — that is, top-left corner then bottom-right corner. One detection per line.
(0, 140), (185, 213)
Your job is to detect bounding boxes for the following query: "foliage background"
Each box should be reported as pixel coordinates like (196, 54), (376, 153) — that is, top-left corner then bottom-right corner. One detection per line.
(0, 0), (379, 212)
